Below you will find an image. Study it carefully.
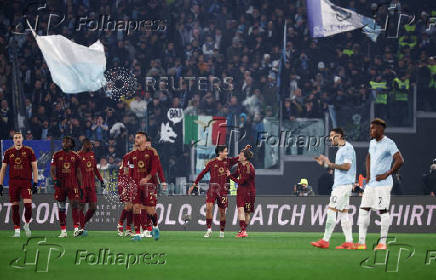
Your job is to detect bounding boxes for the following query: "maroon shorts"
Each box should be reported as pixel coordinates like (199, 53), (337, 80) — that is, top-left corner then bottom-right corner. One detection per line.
(206, 190), (228, 209)
(237, 188), (255, 213)
(132, 183), (157, 207)
(80, 186), (97, 203)
(54, 185), (80, 201)
(9, 179), (32, 203)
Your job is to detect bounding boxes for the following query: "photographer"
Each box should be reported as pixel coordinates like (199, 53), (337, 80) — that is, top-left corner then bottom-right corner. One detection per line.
(294, 178), (315, 196)
(423, 159), (436, 196)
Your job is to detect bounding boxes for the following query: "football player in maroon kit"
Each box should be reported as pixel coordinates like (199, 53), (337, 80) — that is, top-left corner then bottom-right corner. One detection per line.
(141, 140), (167, 238)
(0, 132), (38, 237)
(188, 144), (251, 238)
(122, 132), (160, 241)
(50, 136), (82, 238)
(77, 139), (104, 236)
(228, 148), (255, 238)
(117, 146), (136, 237)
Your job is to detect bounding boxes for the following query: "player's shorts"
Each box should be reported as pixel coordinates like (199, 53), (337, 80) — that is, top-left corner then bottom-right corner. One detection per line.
(236, 187), (255, 213)
(206, 190), (228, 209)
(9, 179), (32, 203)
(80, 186), (97, 203)
(360, 185), (393, 210)
(328, 184), (352, 211)
(132, 183), (157, 206)
(54, 185), (80, 201)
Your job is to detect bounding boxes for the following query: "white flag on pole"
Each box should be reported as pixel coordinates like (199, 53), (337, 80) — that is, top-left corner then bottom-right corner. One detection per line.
(307, 0), (380, 42)
(34, 33), (107, 93)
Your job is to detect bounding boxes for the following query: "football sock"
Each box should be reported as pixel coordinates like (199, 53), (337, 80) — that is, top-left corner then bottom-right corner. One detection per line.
(322, 209), (336, 242)
(358, 209), (371, 244)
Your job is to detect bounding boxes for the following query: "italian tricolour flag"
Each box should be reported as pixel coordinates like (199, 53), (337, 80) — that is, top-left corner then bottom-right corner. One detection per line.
(183, 116), (227, 146)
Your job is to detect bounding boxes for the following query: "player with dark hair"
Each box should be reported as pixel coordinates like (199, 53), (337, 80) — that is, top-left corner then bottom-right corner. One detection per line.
(140, 140), (167, 238)
(50, 136), (82, 238)
(355, 118), (404, 250)
(77, 138), (104, 236)
(228, 147), (255, 238)
(312, 128), (356, 249)
(0, 132), (38, 237)
(123, 131), (161, 240)
(189, 144), (251, 238)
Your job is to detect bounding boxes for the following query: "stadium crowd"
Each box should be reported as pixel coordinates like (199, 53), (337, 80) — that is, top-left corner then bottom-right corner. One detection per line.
(0, 0), (436, 187)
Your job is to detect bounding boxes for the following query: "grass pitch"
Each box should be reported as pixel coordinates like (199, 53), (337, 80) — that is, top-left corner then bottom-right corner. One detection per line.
(0, 230), (435, 280)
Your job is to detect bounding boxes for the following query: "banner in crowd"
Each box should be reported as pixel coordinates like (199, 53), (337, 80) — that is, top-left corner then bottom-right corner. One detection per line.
(1, 195), (435, 233)
(1, 140), (61, 187)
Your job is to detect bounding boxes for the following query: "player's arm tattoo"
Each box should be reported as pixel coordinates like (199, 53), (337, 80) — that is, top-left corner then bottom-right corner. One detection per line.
(31, 161), (38, 184)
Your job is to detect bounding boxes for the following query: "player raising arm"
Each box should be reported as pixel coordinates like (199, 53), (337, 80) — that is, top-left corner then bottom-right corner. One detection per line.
(188, 144), (251, 238)
(50, 136), (82, 238)
(227, 148), (255, 238)
(0, 132), (38, 237)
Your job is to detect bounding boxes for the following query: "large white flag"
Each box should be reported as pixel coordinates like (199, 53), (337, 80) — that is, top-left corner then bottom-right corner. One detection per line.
(307, 0), (380, 42)
(34, 34), (107, 93)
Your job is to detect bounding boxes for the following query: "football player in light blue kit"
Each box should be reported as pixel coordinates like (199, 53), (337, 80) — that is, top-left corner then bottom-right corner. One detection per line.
(355, 118), (404, 250)
(311, 128), (356, 249)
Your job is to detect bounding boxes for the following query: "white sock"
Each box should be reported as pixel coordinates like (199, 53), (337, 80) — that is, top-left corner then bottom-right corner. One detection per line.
(358, 209), (370, 244)
(322, 209), (336, 242)
(339, 212), (353, 243)
(379, 213), (390, 244)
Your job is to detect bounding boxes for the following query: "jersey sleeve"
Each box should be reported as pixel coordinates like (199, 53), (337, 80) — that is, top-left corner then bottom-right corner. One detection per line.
(29, 148), (37, 162)
(157, 159), (166, 183)
(388, 140), (399, 156)
(194, 161), (211, 185)
(227, 156), (239, 166)
(2, 150), (9, 164)
(93, 157), (103, 181)
(342, 147), (353, 164)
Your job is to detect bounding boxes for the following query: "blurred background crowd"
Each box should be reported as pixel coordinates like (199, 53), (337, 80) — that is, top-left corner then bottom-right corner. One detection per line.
(0, 0), (436, 193)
